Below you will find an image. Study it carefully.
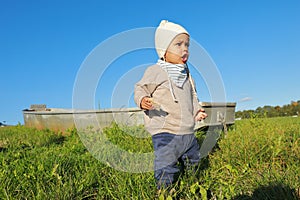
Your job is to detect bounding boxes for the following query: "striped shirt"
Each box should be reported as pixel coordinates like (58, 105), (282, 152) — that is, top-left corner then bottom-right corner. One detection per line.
(157, 60), (188, 88)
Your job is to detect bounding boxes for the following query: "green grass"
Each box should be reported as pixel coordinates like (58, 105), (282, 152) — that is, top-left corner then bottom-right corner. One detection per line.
(0, 117), (299, 199)
(201, 117), (300, 199)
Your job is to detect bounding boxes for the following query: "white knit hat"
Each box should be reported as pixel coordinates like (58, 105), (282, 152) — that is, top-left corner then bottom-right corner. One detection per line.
(155, 20), (189, 59)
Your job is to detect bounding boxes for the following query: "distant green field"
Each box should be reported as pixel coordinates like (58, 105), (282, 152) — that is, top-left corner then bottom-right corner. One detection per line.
(0, 117), (299, 199)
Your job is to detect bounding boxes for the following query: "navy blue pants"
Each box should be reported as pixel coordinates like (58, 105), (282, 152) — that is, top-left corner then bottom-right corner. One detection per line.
(152, 132), (200, 189)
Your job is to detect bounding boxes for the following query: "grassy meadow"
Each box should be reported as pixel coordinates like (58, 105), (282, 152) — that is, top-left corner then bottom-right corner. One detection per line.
(0, 117), (299, 199)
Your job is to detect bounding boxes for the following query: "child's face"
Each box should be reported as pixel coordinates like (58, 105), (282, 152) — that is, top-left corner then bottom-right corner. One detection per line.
(165, 33), (190, 64)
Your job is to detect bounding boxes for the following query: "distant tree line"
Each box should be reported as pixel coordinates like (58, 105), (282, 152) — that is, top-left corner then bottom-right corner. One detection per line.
(235, 100), (300, 119)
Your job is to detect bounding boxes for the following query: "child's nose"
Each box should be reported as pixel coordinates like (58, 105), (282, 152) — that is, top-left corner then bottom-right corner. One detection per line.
(182, 45), (188, 51)
(183, 47), (188, 53)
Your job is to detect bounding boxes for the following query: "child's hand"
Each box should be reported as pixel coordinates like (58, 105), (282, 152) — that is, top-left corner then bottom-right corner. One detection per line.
(140, 97), (154, 110)
(195, 108), (208, 121)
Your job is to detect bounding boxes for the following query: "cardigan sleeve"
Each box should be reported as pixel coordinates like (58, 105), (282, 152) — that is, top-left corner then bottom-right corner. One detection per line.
(189, 75), (202, 116)
(134, 66), (160, 109)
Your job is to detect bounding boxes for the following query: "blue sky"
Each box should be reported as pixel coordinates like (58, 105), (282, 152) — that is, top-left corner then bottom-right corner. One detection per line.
(1, 0), (300, 125)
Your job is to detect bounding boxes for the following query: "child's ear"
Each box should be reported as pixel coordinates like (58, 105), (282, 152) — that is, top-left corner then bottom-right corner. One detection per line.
(163, 53), (167, 61)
